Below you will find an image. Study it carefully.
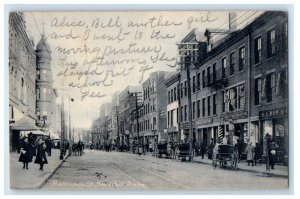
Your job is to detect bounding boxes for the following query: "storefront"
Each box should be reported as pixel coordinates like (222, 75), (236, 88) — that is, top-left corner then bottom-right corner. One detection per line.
(259, 108), (288, 165)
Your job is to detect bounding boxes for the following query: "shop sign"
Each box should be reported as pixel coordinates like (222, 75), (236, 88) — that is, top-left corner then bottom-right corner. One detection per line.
(259, 108), (287, 119)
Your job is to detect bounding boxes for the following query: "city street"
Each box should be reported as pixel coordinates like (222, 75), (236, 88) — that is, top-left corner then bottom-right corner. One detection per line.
(42, 150), (288, 191)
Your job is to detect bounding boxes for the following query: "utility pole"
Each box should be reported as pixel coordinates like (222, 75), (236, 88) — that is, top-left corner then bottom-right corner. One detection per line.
(177, 73), (182, 143)
(116, 107), (120, 148)
(135, 92), (140, 147)
(186, 62), (194, 162)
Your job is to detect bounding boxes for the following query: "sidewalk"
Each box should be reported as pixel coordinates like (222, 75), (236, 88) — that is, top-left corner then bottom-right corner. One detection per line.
(193, 156), (288, 178)
(10, 149), (69, 189)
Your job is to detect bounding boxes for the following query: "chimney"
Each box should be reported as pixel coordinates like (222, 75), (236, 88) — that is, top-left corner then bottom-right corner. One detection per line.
(229, 12), (237, 31)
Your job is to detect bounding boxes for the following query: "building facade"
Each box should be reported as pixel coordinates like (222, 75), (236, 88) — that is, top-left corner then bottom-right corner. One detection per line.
(165, 72), (181, 143)
(9, 12), (37, 151)
(178, 11), (288, 164)
(139, 71), (169, 151)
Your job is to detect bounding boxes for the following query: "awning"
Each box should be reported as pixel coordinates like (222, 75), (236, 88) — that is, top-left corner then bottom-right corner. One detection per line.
(20, 130), (48, 137)
(12, 117), (40, 131)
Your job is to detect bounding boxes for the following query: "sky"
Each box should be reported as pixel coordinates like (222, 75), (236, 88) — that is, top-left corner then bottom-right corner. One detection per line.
(22, 11), (263, 129)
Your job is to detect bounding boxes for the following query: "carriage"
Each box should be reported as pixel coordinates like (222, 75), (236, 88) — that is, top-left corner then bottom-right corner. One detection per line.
(212, 144), (238, 170)
(177, 143), (190, 161)
(156, 142), (172, 158)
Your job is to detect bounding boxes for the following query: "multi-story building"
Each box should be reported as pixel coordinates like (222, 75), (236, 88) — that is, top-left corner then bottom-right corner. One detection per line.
(99, 103), (112, 146)
(165, 72), (181, 143)
(178, 11), (288, 164)
(9, 12), (37, 151)
(118, 86), (142, 147)
(139, 71), (170, 151)
(111, 91), (121, 146)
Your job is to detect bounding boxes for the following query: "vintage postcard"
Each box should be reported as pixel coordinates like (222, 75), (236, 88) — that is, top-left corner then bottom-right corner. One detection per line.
(8, 10), (289, 191)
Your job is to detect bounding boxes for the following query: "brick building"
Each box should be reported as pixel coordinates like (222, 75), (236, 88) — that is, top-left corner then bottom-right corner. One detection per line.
(178, 11), (288, 164)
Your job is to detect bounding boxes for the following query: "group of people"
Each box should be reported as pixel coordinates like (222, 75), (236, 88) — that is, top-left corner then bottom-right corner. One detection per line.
(18, 133), (50, 171)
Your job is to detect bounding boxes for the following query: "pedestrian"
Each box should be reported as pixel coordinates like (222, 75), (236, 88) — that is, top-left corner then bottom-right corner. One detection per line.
(245, 142), (254, 166)
(28, 132), (36, 156)
(265, 133), (272, 170)
(200, 141), (206, 160)
(34, 138), (48, 171)
(45, 137), (53, 156)
(234, 139), (241, 162)
(269, 140), (277, 170)
(18, 137), (34, 169)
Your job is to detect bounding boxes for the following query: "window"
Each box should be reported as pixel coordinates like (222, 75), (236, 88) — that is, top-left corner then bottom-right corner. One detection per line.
(168, 91), (170, 104)
(207, 66), (211, 85)
(180, 83), (183, 98)
(237, 84), (245, 109)
(267, 29), (276, 58)
(213, 63), (216, 82)
(255, 78), (262, 105)
(192, 76), (196, 93)
(180, 106), (184, 122)
(266, 73), (275, 102)
(239, 47), (245, 71)
(282, 21), (288, 51)
(202, 70), (206, 88)
(192, 102), (196, 119)
(184, 105), (187, 121)
(174, 87), (177, 101)
(197, 100), (201, 118)
(153, 99), (156, 111)
(230, 53), (235, 75)
(207, 96), (211, 116)
(222, 57), (227, 78)
(202, 98), (206, 117)
(197, 73), (201, 90)
(255, 37), (262, 64)
(153, 117), (157, 129)
(168, 111), (170, 127)
(170, 89), (173, 102)
(279, 69), (287, 99)
(184, 81), (187, 96)
(213, 94), (217, 115)
(171, 110), (174, 126)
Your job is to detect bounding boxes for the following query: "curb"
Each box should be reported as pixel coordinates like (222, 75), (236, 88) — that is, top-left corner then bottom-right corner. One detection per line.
(37, 153), (70, 189)
(193, 159), (288, 178)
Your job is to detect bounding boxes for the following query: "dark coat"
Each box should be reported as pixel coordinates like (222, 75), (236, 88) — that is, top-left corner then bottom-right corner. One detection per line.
(18, 142), (34, 163)
(34, 143), (48, 164)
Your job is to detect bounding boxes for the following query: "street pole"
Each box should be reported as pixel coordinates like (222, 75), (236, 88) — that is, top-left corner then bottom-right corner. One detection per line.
(135, 92), (140, 147)
(186, 62), (194, 162)
(177, 73), (182, 143)
(59, 95), (64, 160)
(116, 107), (120, 148)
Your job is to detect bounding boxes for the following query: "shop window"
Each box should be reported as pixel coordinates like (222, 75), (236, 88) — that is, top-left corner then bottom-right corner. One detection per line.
(254, 37), (262, 64)
(239, 47), (245, 71)
(255, 77), (262, 105)
(230, 52), (235, 75)
(267, 29), (276, 58)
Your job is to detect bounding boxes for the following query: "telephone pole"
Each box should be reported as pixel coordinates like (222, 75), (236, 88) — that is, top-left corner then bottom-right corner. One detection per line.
(186, 63), (194, 162)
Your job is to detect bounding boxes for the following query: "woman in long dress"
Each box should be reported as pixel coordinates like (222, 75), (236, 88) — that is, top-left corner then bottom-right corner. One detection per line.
(18, 137), (34, 170)
(34, 138), (48, 171)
